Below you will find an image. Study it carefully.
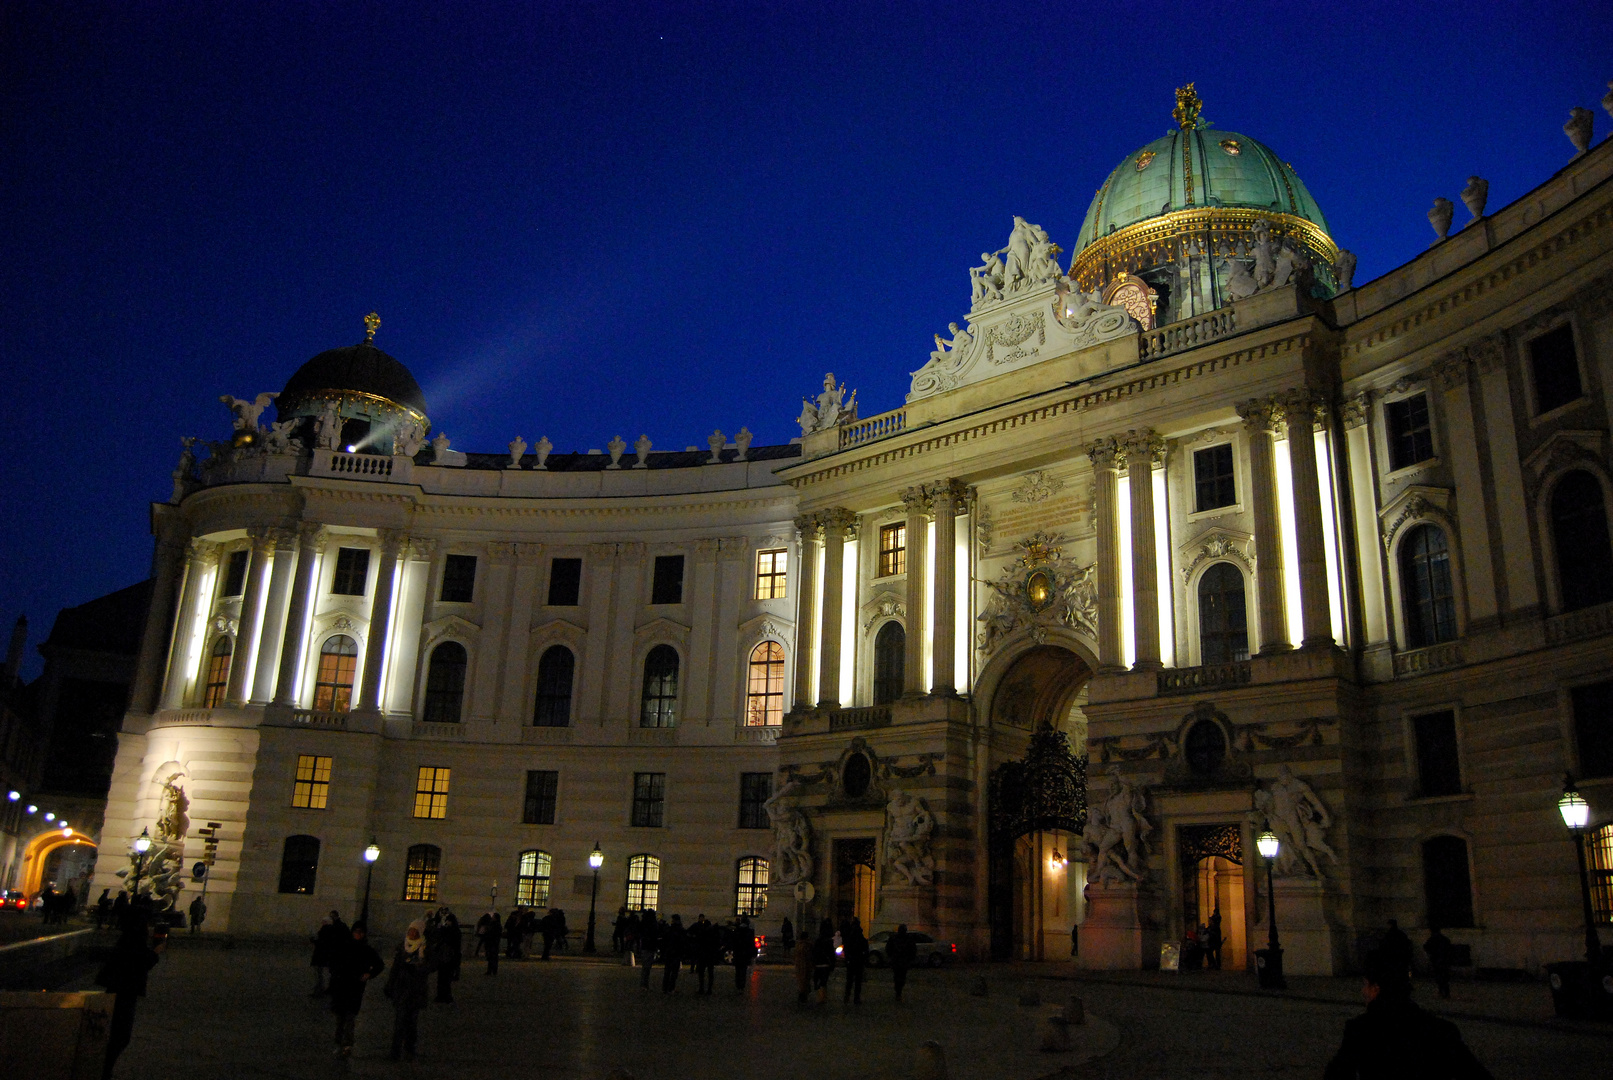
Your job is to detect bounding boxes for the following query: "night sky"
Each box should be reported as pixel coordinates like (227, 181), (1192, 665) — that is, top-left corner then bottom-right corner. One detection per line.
(2, 2), (1609, 675)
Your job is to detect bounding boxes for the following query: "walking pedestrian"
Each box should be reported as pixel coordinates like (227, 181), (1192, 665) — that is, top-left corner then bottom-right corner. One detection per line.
(473, 911), (494, 957)
(1424, 926), (1455, 1000)
(780, 915), (795, 951)
(383, 920), (433, 1062)
(1323, 950), (1493, 1079)
(95, 889), (112, 931)
(187, 895), (206, 935)
(792, 933), (814, 1003)
(431, 909), (462, 1003)
(483, 909), (502, 974)
(1205, 908), (1223, 970)
(505, 908), (524, 959)
(691, 914), (719, 994)
(638, 908), (659, 988)
(310, 911), (346, 996)
(661, 914), (687, 992)
(841, 917), (868, 1004)
(611, 906), (629, 954)
(888, 923), (917, 1001)
(96, 909), (162, 1080)
(1379, 919), (1413, 979)
(328, 921), (384, 1057)
(110, 889), (129, 930)
(732, 915), (757, 992)
(811, 918), (836, 1003)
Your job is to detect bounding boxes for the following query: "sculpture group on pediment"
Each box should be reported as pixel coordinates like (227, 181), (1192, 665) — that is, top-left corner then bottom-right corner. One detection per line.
(315, 403), (341, 450)
(394, 419), (425, 458)
(1083, 766), (1152, 886)
(798, 373), (859, 435)
(1251, 765), (1337, 878)
(969, 217), (1065, 312)
(977, 532), (1098, 653)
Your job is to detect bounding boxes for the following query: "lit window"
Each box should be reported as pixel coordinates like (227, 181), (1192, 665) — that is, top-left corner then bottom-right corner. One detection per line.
(413, 766), (450, 819)
(403, 844), (440, 902)
(878, 523), (906, 577)
(1400, 525), (1457, 647)
(1588, 824), (1613, 924)
(292, 755), (332, 809)
(625, 854), (660, 911)
(631, 772), (665, 827)
(203, 636), (233, 707)
(745, 642), (785, 726)
(1385, 393), (1434, 471)
(1530, 324), (1583, 415)
(735, 856), (770, 917)
(313, 635), (358, 712)
(1193, 444), (1236, 512)
(755, 549), (788, 599)
(277, 835), (320, 894)
(422, 642), (467, 723)
(640, 646), (679, 728)
(1551, 471), (1613, 613)
(331, 547), (371, 596)
(523, 770), (558, 825)
(440, 554), (477, 603)
(532, 646), (575, 727)
(1198, 563), (1249, 664)
(517, 850), (552, 907)
(738, 773), (772, 829)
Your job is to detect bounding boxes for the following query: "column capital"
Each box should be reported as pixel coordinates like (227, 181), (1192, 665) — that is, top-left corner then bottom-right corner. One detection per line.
(695, 537), (722, 556)
(486, 540), (518, 564)
(717, 535), (751, 561)
(377, 528), (409, 557)
(1119, 429), (1166, 468)
(1432, 349), (1472, 390)
(407, 537), (438, 561)
(900, 485), (932, 515)
(1340, 392), (1372, 430)
(1278, 388), (1330, 433)
(1085, 436), (1122, 471)
(926, 478), (968, 514)
(820, 507), (859, 541)
(246, 526), (277, 553)
(295, 521), (326, 551)
(514, 541), (545, 563)
(794, 513), (824, 543)
(188, 537), (221, 565)
(1236, 397), (1286, 434)
(1466, 334), (1506, 375)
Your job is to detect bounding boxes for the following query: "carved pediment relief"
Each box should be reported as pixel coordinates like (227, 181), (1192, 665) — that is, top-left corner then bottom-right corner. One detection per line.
(634, 615), (691, 648)
(1178, 527), (1254, 582)
(1378, 485), (1454, 548)
(977, 532), (1097, 655)
(1522, 429), (1607, 481)
(421, 613), (480, 652)
(739, 612), (792, 643)
(860, 592), (906, 632)
(529, 617), (586, 643)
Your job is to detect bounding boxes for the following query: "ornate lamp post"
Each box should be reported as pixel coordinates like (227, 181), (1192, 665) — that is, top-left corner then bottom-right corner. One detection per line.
(584, 843), (604, 954)
(129, 828), (153, 901)
(1556, 778), (1604, 966)
(361, 839), (380, 924)
(1256, 829), (1286, 989)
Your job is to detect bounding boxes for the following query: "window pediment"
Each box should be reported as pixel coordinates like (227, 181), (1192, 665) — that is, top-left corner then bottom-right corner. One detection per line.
(1379, 485), (1453, 549)
(1523, 429), (1607, 481)
(634, 616), (691, 649)
(420, 613), (480, 653)
(1178, 527), (1253, 582)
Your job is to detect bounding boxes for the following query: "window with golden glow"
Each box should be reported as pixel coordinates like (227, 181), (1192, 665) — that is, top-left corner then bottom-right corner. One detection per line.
(403, 844), (440, 902)
(292, 755), (331, 809)
(735, 856), (770, 916)
(755, 549), (788, 599)
(517, 849), (552, 907)
(1589, 823), (1613, 924)
(413, 766), (450, 819)
(313, 635), (358, 712)
(878, 523), (906, 577)
(745, 641), (785, 726)
(625, 854), (660, 911)
(203, 636), (233, 707)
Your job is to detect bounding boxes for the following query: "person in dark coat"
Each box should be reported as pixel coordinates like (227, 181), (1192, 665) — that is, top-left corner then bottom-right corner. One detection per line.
(810, 917), (837, 1002)
(887, 923), (918, 1001)
(505, 908), (525, 959)
(732, 915), (758, 992)
(431, 909), (462, 1003)
(638, 909), (659, 988)
(1379, 919), (1414, 978)
(690, 914), (719, 994)
(841, 917), (869, 1004)
(1424, 926), (1455, 999)
(483, 910), (502, 974)
(611, 906), (629, 954)
(384, 920), (433, 1061)
(187, 895), (206, 935)
(540, 909), (559, 959)
(97, 910), (162, 1080)
(660, 914), (687, 992)
(95, 889), (112, 930)
(1205, 909), (1223, 970)
(1323, 950), (1493, 1079)
(310, 910), (346, 995)
(109, 890), (129, 930)
(780, 916), (795, 951)
(329, 921), (385, 1056)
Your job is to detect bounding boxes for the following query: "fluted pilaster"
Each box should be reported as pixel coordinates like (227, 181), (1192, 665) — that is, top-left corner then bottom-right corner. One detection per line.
(1122, 430), (1166, 671)
(1086, 438), (1125, 671)
(1238, 398), (1290, 653)
(1282, 389), (1334, 648)
(900, 486), (930, 696)
(929, 479), (966, 694)
(816, 508), (857, 708)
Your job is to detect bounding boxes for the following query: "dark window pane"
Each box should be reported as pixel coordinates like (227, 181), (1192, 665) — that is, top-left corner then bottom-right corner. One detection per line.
(1193, 444), (1237, 512)
(738, 772), (772, 829)
(1571, 679), (1613, 780)
(278, 834), (320, 895)
(548, 558), (582, 606)
(1198, 562), (1249, 664)
(640, 645), (679, 727)
(1422, 836), (1474, 929)
(440, 554), (477, 603)
(1184, 720), (1227, 775)
(651, 555), (685, 604)
(422, 642), (467, 723)
(1400, 525), (1458, 646)
(1386, 394), (1435, 471)
(1530, 324), (1583, 414)
(632, 772), (666, 827)
(332, 548), (370, 595)
(533, 646), (575, 727)
(1552, 471), (1613, 612)
(221, 550), (249, 597)
(523, 770), (558, 824)
(872, 622), (905, 705)
(1413, 711), (1463, 796)
(842, 753), (871, 798)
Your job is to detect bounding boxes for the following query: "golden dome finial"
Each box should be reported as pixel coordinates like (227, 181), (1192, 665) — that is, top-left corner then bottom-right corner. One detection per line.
(1172, 83), (1203, 130)
(363, 312), (381, 344)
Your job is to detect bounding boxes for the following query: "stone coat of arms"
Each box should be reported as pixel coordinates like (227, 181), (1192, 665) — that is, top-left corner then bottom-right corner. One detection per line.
(977, 532), (1098, 653)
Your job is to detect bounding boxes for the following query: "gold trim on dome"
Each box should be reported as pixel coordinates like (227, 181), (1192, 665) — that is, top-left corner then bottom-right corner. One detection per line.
(1069, 207), (1339, 293)
(1172, 83), (1202, 131)
(1135, 150), (1156, 171)
(1219, 139), (1241, 156)
(292, 388), (429, 428)
(364, 311), (381, 344)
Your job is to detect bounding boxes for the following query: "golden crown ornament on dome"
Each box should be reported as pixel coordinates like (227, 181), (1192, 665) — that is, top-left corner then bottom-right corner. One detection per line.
(1172, 83), (1203, 130)
(364, 312), (381, 344)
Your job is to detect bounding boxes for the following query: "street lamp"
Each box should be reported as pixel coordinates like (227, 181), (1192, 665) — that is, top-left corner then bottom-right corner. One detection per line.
(1255, 829), (1286, 989)
(584, 843), (604, 954)
(1557, 777), (1603, 966)
(130, 828), (153, 901)
(360, 839), (380, 924)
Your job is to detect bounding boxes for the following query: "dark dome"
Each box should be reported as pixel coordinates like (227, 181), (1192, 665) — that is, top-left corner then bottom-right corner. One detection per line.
(280, 343), (428, 416)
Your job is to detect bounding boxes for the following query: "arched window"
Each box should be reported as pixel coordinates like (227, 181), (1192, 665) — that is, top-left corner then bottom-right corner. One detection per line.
(203, 636), (233, 707)
(314, 635), (358, 712)
(1589, 823), (1613, 924)
(403, 843), (441, 902)
(625, 854), (661, 911)
(873, 621), (905, 704)
(422, 641), (468, 723)
(532, 645), (575, 727)
(1552, 471), (1613, 612)
(1421, 835), (1474, 929)
(277, 834), (320, 894)
(735, 856), (770, 916)
(745, 641), (785, 726)
(1197, 563), (1249, 664)
(640, 645), (679, 728)
(517, 850), (553, 907)
(1400, 525), (1457, 647)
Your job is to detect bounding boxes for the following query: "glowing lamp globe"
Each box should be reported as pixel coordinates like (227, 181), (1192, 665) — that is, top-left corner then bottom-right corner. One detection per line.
(7, 790), (18, 801)
(364, 841), (381, 864)
(44, 812), (54, 822)
(589, 845), (604, 870)
(1256, 831), (1280, 860)
(133, 828), (152, 854)
(1558, 784), (1590, 831)
(26, 804), (37, 814)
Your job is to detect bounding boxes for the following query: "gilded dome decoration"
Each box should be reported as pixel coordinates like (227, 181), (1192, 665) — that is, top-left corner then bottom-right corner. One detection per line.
(275, 313), (430, 455)
(1071, 88), (1340, 325)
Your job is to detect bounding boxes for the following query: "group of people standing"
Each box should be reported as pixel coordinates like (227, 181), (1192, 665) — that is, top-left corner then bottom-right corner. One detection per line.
(470, 905), (569, 972)
(617, 908), (760, 994)
(792, 917), (917, 1004)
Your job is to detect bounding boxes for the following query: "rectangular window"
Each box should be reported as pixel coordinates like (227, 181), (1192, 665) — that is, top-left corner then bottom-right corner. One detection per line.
(332, 547), (371, 596)
(221, 550), (249, 598)
(547, 557), (582, 606)
(403, 845), (440, 902)
(439, 554), (477, 603)
(735, 857), (769, 917)
(517, 850), (552, 907)
(878, 523), (906, 577)
(413, 766), (450, 819)
(1385, 393), (1435, 471)
(1530, 324), (1583, 415)
(292, 755), (332, 809)
(755, 549), (788, 600)
(738, 772), (772, 829)
(1193, 444), (1237, 512)
(651, 555), (685, 604)
(1571, 679), (1613, 780)
(522, 770), (558, 825)
(1411, 711), (1463, 797)
(631, 772), (666, 827)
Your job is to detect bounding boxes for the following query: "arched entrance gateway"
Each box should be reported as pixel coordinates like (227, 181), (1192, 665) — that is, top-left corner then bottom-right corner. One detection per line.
(984, 644), (1091, 960)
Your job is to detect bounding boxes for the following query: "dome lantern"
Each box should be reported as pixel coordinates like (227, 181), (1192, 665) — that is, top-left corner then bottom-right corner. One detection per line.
(275, 313), (429, 455)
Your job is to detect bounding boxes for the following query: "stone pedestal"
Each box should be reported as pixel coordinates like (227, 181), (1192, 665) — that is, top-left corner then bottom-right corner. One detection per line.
(879, 885), (936, 933)
(1272, 876), (1337, 975)
(1077, 883), (1157, 970)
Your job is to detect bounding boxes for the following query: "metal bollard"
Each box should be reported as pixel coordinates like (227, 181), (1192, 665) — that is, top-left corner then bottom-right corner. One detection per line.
(914, 1040), (947, 1080)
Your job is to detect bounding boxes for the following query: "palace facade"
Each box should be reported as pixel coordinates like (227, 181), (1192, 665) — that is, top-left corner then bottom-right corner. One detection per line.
(96, 90), (1613, 974)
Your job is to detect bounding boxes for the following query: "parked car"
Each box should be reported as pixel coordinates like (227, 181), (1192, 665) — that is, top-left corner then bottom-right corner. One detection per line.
(866, 930), (954, 967)
(0, 889), (28, 910)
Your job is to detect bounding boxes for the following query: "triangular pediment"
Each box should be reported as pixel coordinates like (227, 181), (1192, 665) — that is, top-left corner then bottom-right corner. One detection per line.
(1522, 429), (1607, 480)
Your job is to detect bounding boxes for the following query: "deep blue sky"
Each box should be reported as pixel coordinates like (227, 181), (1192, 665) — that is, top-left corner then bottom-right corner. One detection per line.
(2, 2), (1609, 674)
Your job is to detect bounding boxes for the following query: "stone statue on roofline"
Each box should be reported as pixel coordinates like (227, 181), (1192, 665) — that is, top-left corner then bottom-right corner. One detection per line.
(220, 392), (279, 432)
(797, 372), (858, 435)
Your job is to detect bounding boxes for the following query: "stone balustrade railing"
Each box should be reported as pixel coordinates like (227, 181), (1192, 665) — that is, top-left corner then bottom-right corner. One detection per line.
(326, 451), (395, 477)
(839, 409), (907, 449)
(1544, 601), (1613, 644)
(1139, 307), (1238, 361)
(1393, 642), (1464, 676)
(829, 705), (892, 731)
(735, 723), (780, 744)
(1157, 661), (1252, 695)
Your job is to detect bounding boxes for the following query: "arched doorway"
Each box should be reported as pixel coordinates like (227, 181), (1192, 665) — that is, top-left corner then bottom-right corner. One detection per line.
(20, 830), (98, 901)
(985, 644), (1091, 960)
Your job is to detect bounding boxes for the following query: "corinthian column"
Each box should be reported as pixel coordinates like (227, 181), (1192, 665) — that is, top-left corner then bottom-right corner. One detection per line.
(160, 538), (220, 710)
(1282, 389), (1334, 648)
(225, 529), (274, 704)
(355, 529), (406, 712)
(791, 514), (823, 711)
(1086, 439), (1125, 671)
(930, 480), (965, 695)
(1237, 398), (1290, 653)
(250, 528), (299, 703)
(1123, 430), (1165, 671)
(816, 509), (856, 708)
(900, 486), (930, 696)
(131, 514), (191, 715)
(274, 524), (324, 706)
